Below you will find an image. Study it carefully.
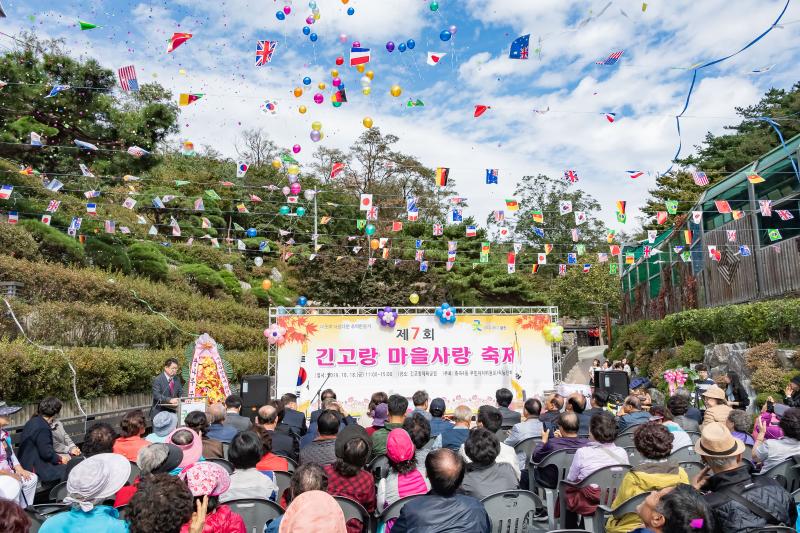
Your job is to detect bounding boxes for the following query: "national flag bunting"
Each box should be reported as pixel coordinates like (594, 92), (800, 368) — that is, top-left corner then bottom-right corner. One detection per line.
(509, 34), (530, 59)
(776, 210), (794, 221)
(505, 199), (519, 212)
(255, 40), (278, 66)
(485, 169), (498, 184)
(616, 201), (626, 223)
(466, 225), (477, 237)
(714, 200), (732, 214)
(627, 170), (644, 179)
(563, 170), (579, 183)
(167, 33), (193, 53)
(596, 50), (624, 65)
(427, 52), (447, 65)
(117, 65), (139, 92)
(0, 185), (12, 200)
(46, 200), (60, 212)
(532, 210), (543, 223)
(435, 167), (449, 187)
(604, 112), (616, 123)
(692, 171), (710, 186)
(656, 211), (668, 225)
(330, 162), (345, 179)
(747, 173), (765, 184)
(179, 93), (204, 106)
(350, 46), (371, 66)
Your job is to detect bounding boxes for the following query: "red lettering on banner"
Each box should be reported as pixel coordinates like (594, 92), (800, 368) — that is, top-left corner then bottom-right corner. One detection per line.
(481, 346), (499, 364)
(358, 347), (378, 366)
(501, 347), (515, 363)
(316, 348), (335, 367)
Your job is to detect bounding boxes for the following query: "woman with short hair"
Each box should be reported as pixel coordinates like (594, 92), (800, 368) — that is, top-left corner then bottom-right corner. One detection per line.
(220, 431), (278, 502)
(113, 409), (150, 462)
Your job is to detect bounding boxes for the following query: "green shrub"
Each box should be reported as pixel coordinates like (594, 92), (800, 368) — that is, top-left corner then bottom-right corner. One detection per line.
(218, 270), (242, 299)
(85, 236), (131, 274)
(0, 223), (40, 261)
(21, 220), (85, 264)
(178, 263), (226, 296)
(677, 340), (705, 366)
(128, 243), (169, 281)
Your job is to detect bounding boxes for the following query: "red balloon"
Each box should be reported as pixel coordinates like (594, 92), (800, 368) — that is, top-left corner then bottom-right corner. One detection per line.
(335, 56), (344, 65)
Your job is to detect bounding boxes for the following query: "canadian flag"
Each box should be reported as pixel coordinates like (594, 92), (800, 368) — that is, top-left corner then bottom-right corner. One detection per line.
(427, 52), (447, 66)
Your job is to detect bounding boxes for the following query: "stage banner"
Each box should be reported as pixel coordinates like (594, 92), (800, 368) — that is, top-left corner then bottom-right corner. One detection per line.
(275, 313), (554, 416)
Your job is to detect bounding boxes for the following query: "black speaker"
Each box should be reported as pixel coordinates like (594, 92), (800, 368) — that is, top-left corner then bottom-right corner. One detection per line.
(593, 370), (630, 401)
(240, 375), (270, 421)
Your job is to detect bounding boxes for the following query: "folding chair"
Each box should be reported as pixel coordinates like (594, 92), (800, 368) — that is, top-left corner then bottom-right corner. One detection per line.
(513, 437), (542, 469)
(496, 428), (510, 442)
(284, 456), (298, 473)
(614, 433), (636, 449)
(25, 504), (69, 533)
(367, 454), (390, 481)
(377, 494), (424, 531)
(225, 498), (284, 533)
(481, 489), (544, 533)
(669, 445), (700, 464)
(686, 431), (701, 444)
(273, 470), (292, 502)
(558, 464), (632, 531)
(128, 462), (141, 484)
(333, 496), (372, 533)
(529, 448), (580, 530)
(623, 447), (644, 467)
(48, 481), (68, 502)
(756, 457), (800, 493)
(599, 490), (650, 533)
(679, 462), (704, 480)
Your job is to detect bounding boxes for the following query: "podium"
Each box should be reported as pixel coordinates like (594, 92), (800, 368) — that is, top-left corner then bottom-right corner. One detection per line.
(159, 396), (207, 425)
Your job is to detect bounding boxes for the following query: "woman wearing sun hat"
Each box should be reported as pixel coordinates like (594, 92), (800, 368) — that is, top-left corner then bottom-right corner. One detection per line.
(699, 385), (732, 430)
(39, 453), (131, 532)
(178, 461), (245, 533)
(0, 401), (38, 508)
(167, 427), (205, 474)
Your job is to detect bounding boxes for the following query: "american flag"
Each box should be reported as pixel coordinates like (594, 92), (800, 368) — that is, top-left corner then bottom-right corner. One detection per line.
(596, 50), (624, 65)
(255, 40), (278, 67)
(692, 170), (709, 186)
(117, 65), (139, 92)
(564, 170), (579, 183)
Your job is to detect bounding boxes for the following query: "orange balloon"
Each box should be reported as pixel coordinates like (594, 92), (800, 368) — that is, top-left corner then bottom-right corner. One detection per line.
(356, 64), (365, 73)
(370, 239), (379, 250)
(365, 70), (374, 80)
(261, 279), (272, 290)
(293, 87), (303, 97)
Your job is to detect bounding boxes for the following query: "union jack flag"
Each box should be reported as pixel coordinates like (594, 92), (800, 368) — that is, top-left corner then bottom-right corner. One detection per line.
(596, 50), (624, 65)
(432, 224), (443, 236)
(255, 40), (278, 67)
(692, 170), (710, 186)
(776, 210), (794, 221)
(46, 200), (61, 212)
(564, 170), (579, 183)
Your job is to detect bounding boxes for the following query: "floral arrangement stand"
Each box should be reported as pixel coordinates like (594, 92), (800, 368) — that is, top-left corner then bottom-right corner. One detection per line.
(663, 367), (699, 397)
(181, 333), (234, 405)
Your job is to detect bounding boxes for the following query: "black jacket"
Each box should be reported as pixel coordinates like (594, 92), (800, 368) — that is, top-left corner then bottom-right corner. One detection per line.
(267, 429), (299, 462)
(151, 372), (182, 417)
(392, 493), (491, 533)
(17, 416), (66, 483)
(281, 408), (307, 437)
(704, 463), (796, 533)
(785, 391), (800, 408)
(498, 406), (521, 428)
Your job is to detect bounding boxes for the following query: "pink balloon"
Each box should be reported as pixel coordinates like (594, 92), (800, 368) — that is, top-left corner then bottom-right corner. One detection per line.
(306, 16), (314, 24)
(282, 186), (291, 196)
(283, 5), (291, 15)
(313, 93), (324, 104)
(449, 25), (457, 34)
(339, 34), (348, 43)
(332, 77), (341, 87)
(352, 41), (361, 48)
(292, 144), (301, 154)
(290, 182), (302, 195)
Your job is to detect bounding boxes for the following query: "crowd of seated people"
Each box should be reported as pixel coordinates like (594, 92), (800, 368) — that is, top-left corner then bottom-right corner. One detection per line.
(2, 372), (800, 533)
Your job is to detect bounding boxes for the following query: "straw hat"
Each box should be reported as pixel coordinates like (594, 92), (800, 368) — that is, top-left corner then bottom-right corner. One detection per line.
(701, 385), (727, 402)
(694, 422), (745, 458)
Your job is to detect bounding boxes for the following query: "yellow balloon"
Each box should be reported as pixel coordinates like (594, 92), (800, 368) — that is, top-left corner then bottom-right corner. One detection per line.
(370, 239), (379, 250)
(362, 117), (373, 128)
(390, 84), (402, 97)
(356, 64), (365, 73)
(271, 158), (282, 169)
(318, 82), (327, 90)
(298, 105), (307, 114)
(287, 164), (300, 175)
(362, 87), (371, 96)
(293, 87), (303, 97)
(366, 71), (374, 80)
(314, 12), (320, 19)
(311, 121), (322, 131)
(409, 293), (420, 304)
(331, 69), (339, 78)
(261, 279), (272, 290)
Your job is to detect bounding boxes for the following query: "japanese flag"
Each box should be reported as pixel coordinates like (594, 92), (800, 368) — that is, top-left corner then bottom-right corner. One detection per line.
(360, 194), (373, 211)
(537, 253), (547, 265)
(427, 52), (447, 66)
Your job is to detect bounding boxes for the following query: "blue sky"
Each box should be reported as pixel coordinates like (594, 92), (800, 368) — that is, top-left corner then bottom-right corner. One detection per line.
(4, 0), (800, 229)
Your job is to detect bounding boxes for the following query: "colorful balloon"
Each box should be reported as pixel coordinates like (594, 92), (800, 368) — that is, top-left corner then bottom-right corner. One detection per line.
(246, 228), (257, 238)
(352, 41), (361, 47)
(296, 206), (306, 217)
(276, 11), (285, 20)
(309, 33), (318, 42)
(317, 82), (326, 90)
(335, 56), (344, 65)
(370, 239), (379, 250)
(279, 205), (290, 215)
(409, 293), (420, 304)
(362, 87), (371, 96)
(313, 93), (324, 104)
(347, 7), (355, 15)
(292, 144), (301, 154)
(449, 25), (458, 35)
(281, 186), (291, 196)
(283, 5), (291, 15)
(434, 303), (457, 324)
(390, 84), (402, 97)
(377, 306), (399, 328)
(339, 34), (348, 43)
(386, 41), (395, 52)
(264, 323), (286, 345)
(332, 77), (341, 87)
(303, 76), (311, 85)
(365, 224), (376, 236)
(298, 105), (307, 114)
(272, 158), (282, 169)
(310, 130), (321, 142)
(290, 183), (302, 195)
(429, 1), (439, 11)
(311, 121), (322, 131)
(302, 26), (310, 35)
(331, 69), (339, 77)
(287, 164), (300, 175)
(360, 76), (371, 87)
(304, 189), (316, 201)
(440, 29), (451, 41)
(366, 70), (374, 80)
(406, 39), (416, 50)
(398, 42), (407, 53)
(261, 279), (272, 290)
(298, 296), (308, 306)
(293, 87), (303, 97)
(305, 16), (314, 24)
(356, 64), (365, 73)
(362, 116), (373, 128)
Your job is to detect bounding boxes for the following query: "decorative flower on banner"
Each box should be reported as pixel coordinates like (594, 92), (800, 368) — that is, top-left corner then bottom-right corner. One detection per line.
(263, 323), (287, 345)
(516, 314), (551, 331)
(377, 306), (398, 328)
(435, 303), (457, 324)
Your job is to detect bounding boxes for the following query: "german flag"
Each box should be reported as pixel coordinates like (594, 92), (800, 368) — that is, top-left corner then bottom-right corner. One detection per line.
(683, 230), (693, 245)
(531, 264), (540, 274)
(435, 167), (449, 187)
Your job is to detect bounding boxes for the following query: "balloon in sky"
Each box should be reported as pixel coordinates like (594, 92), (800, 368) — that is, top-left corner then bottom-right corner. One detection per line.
(335, 56), (344, 65)
(276, 11), (285, 20)
(279, 205), (290, 215)
(386, 41), (395, 52)
(398, 42), (407, 52)
(298, 105), (307, 114)
(310, 130), (321, 142)
(366, 70), (374, 80)
(409, 293), (420, 304)
(362, 87), (371, 96)
(390, 84), (402, 97)
(290, 182), (302, 195)
(306, 16), (315, 24)
(356, 64), (365, 73)
(296, 206), (306, 217)
(283, 5), (291, 15)
(339, 34), (348, 43)
(292, 144), (301, 154)
(313, 93), (324, 104)
(341, 0), (349, 4)
(362, 116), (373, 128)
(303, 76), (311, 85)
(407, 39), (416, 50)
(287, 164), (300, 175)
(272, 158), (282, 169)
(318, 82), (326, 90)
(360, 76), (371, 87)
(332, 77), (341, 87)
(449, 25), (458, 34)
(302, 26), (310, 35)
(282, 186), (291, 195)
(310, 33), (318, 42)
(311, 121), (322, 131)
(293, 87), (303, 97)
(347, 7), (355, 15)
(429, 1), (439, 11)
(331, 69), (339, 77)
(352, 41), (361, 47)
(440, 29), (451, 41)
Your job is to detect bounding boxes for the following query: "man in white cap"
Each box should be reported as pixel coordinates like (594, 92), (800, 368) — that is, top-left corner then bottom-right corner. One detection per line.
(0, 401), (37, 507)
(39, 453), (130, 532)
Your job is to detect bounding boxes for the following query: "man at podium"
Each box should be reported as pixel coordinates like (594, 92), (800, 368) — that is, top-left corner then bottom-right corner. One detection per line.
(152, 358), (182, 418)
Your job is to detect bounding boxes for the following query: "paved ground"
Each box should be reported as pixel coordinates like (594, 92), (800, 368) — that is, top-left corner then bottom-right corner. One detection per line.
(564, 345), (607, 385)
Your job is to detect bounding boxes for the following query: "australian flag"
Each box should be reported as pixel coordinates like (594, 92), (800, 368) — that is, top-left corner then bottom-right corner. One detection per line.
(485, 169), (498, 184)
(509, 34), (530, 59)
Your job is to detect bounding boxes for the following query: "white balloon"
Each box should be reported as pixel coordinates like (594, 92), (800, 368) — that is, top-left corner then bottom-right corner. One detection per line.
(254, 257), (264, 267)
(360, 76), (371, 88)
(304, 189), (316, 201)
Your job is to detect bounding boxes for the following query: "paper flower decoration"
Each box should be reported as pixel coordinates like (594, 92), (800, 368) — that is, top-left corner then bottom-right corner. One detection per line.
(263, 323), (287, 345)
(377, 306), (398, 328)
(435, 303), (457, 324)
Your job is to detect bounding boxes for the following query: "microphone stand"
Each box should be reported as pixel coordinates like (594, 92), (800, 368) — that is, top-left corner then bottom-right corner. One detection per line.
(310, 373), (331, 413)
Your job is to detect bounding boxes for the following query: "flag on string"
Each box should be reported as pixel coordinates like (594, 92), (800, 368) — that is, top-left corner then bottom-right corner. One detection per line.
(673, 245), (684, 254)
(45, 179), (64, 192)
(610, 245), (621, 256)
(167, 32), (192, 53)
(127, 146), (149, 158)
(236, 203), (249, 214)
(768, 229), (782, 241)
(237, 161), (249, 177)
(544, 244), (554, 255)
(627, 170), (644, 179)
(122, 197), (136, 209)
(683, 230), (693, 244)
(406, 98), (425, 107)
(665, 200), (678, 215)
(179, 93), (204, 106)
(152, 197), (165, 209)
(505, 199), (519, 212)
(392, 221), (403, 232)
(75, 139), (98, 151)
(656, 211), (668, 224)
(567, 253), (577, 264)
(575, 211), (587, 225)
(616, 201), (626, 223)
(739, 245), (751, 257)
(84, 190), (100, 199)
(607, 230), (616, 243)
(732, 210), (745, 220)
(117, 65), (139, 91)
(576, 244), (585, 256)
(647, 230), (657, 243)
(583, 264), (591, 273)
(494, 210), (505, 222)
(509, 34), (530, 59)
(85, 203), (97, 215)
(747, 173), (765, 184)
(435, 167), (449, 187)
(537, 253), (547, 265)
(563, 170), (579, 183)
(105, 220), (115, 234)
(485, 169), (498, 184)
(532, 264), (540, 274)
(41, 214), (51, 225)
(692, 211), (702, 224)
(571, 229), (580, 242)
(426, 52), (447, 65)
(727, 230), (737, 242)
(474, 105), (490, 118)
(560, 200), (573, 215)
(330, 162), (345, 179)
(596, 50), (624, 65)
(350, 46), (371, 66)
(30, 132), (42, 146)
(8, 211), (18, 224)
(366, 206), (378, 221)
(78, 20), (99, 30)
(692, 171), (709, 186)
(643, 245), (652, 259)
(0, 185), (12, 200)
(499, 227), (510, 239)
(466, 225), (477, 237)
(79, 164), (94, 177)
(46, 200), (60, 212)
(451, 208), (463, 223)
(255, 40), (278, 66)
(708, 245), (721, 262)
(46, 85), (70, 98)
(598, 253), (608, 263)
(714, 200), (732, 214)
(559, 264), (567, 276)
(534, 227), (545, 238)
(681, 251), (691, 262)
(433, 223), (443, 236)
(776, 210), (794, 221)
(249, 194), (262, 203)
(68, 217), (82, 235)
(759, 200), (772, 216)
(609, 263), (618, 275)
(625, 253), (635, 264)
(193, 198), (204, 211)
(532, 209), (544, 223)
(604, 112), (616, 123)
(205, 189), (222, 201)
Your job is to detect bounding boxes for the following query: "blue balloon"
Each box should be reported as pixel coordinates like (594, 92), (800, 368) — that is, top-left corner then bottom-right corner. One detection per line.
(347, 7), (355, 15)
(439, 29), (451, 41)
(246, 228), (257, 238)
(406, 39), (416, 50)
(303, 76), (311, 85)
(398, 42), (407, 53)
(298, 296), (308, 306)
(294, 305), (304, 315)
(309, 33), (318, 42)
(276, 11), (286, 20)
(302, 26), (310, 35)
(338, 83), (345, 90)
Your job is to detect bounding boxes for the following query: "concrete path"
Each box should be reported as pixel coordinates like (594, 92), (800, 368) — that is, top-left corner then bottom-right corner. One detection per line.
(564, 345), (607, 385)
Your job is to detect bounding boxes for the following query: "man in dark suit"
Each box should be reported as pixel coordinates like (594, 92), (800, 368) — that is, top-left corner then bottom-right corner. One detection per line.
(151, 358), (182, 418)
(224, 394), (252, 432)
(279, 393), (307, 437)
(496, 388), (521, 428)
(257, 401), (299, 461)
(308, 388), (338, 425)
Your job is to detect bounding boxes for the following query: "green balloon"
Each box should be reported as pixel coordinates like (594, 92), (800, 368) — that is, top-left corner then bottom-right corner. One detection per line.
(430, 1), (439, 11)
(296, 207), (306, 217)
(279, 205), (290, 215)
(365, 224), (376, 235)
(332, 101), (342, 108)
